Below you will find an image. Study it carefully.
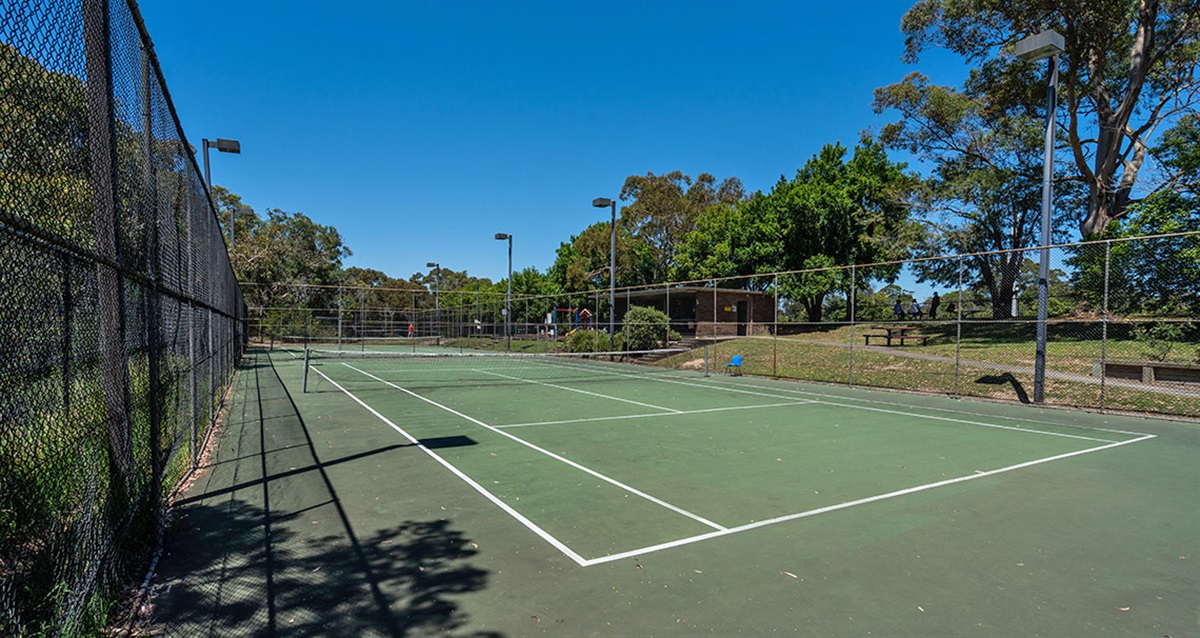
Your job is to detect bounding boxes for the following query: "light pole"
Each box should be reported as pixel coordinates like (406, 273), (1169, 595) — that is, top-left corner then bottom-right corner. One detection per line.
(495, 233), (512, 351)
(592, 197), (617, 350)
(426, 262), (440, 338)
(201, 138), (240, 193)
(1015, 29), (1065, 404)
(230, 206), (253, 256)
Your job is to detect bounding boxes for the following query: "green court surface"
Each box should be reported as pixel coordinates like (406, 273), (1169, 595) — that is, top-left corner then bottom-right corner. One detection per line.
(149, 346), (1199, 636)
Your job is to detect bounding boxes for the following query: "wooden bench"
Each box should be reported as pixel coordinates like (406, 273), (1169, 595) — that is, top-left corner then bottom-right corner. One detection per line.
(1092, 360), (1200, 384)
(862, 332), (929, 346)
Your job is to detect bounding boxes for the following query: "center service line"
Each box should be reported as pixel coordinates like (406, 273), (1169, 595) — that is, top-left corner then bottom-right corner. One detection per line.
(341, 363), (729, 532)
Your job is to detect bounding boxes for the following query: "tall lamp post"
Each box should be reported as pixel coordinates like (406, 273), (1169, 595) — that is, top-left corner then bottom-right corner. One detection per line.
(201, 138), (240, 193)
(592, 197), (617, 350)
(426, 262), (440, 338)
(230, 206), (254, 256)
(495, 233), (512, 351)
(1015, 29), (1065, 404)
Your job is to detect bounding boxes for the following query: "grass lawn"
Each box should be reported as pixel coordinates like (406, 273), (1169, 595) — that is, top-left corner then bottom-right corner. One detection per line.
(659, 324), (1200, 418)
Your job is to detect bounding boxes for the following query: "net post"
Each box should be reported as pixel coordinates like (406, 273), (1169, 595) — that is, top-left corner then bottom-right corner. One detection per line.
(303, 345), (310, 393)
(704, 345), (709, 377)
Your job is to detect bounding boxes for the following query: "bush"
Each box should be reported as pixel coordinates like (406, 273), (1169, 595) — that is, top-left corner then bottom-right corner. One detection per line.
(617, 305), (679, 351)
(1132, 322), (1184, 361)
(563, 328), (614, 353)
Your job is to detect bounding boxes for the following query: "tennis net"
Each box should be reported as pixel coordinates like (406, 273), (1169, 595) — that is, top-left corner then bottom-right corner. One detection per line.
(289, 346), (690, 392)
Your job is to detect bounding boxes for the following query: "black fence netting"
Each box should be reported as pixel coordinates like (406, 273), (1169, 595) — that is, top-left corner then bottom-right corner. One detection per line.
(1, 0), (245, 633)
(249, 232), (1200, 420)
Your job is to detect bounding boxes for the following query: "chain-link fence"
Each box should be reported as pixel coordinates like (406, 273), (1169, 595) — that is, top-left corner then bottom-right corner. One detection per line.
(250, 232), (1199, 419)
(1, 0), (245, 633)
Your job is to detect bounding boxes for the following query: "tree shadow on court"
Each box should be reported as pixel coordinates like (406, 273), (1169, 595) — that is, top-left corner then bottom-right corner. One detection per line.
(145, 348), (500, 637)
(975, 372), (1031, 403)
(149, 499), (498, 637)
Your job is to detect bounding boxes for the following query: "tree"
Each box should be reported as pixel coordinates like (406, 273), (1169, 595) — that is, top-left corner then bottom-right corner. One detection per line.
(898, 0), (1200, 238)
(619, 171), (745, 282)
(1070, 114), (1200, 315)
(875, 71), (1084, 317)
(547, 222), (649, 292)
(687, 138), (916, 321)
(237, 207), (350, 313)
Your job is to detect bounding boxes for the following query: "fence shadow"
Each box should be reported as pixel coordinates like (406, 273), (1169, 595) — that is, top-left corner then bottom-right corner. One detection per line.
(974, 372), (1031, 404)
(146, 348), (500, 637)
(150, 499), (496, 636)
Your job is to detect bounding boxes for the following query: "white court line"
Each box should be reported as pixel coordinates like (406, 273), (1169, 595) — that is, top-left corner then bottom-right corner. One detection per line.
(699, 376), (1157, 438)
(534, 360), (1119, 444)
(581, 433), (1158, 566)
(340, 363), (728, 532)
(496, 401), (814, 429)
(305, 364), (589, 566)
(473, 368), (682, 414)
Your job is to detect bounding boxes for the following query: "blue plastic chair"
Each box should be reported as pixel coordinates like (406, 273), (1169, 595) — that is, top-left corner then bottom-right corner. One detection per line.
(725, 354), (743, 376)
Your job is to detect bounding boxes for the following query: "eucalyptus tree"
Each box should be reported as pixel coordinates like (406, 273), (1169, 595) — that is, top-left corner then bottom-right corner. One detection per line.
(896, 0), (1200, 238)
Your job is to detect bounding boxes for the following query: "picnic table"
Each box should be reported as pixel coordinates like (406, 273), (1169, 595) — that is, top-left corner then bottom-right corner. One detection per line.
(862, 325), (928, 347)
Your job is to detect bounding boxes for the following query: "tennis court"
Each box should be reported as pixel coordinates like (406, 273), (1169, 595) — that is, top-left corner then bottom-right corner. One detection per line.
(150, 345), (1199, 636)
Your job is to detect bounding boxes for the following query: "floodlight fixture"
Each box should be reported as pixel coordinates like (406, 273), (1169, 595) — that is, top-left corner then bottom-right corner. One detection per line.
(201, 137), (241, 193)
(1014, 30), (1064, 62)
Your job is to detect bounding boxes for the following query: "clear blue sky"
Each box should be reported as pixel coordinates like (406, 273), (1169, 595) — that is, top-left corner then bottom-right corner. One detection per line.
(138, 0), (968, 284)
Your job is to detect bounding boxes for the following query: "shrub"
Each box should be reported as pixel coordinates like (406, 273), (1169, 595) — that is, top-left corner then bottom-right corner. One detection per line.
(1132, 322), (1183, 361)
(617, 305), (679, 351)
(563, 328), (614, 353)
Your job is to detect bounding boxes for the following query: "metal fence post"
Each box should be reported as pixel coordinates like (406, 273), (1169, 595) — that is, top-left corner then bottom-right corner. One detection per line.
(1100, 240), (1111, 411)
(84, 0), (133, 501)
(773, 273), (778, 378)
(141, 40), (164, 529)
(955, 255), (964, 398)
(848, 264), (856, 386)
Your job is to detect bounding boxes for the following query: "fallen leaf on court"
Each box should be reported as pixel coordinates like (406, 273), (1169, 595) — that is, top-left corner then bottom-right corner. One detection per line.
(693, 570), (702, 574)
(784, 571), (798, 579)
(469, 542), (478, 548)
(1118, 607), (1130, 611)
(918, 606), (924, 613)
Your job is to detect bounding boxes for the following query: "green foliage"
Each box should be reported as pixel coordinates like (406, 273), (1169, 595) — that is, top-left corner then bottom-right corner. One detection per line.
(894, 0), (1200, 237)
(548, 222), (650, 292)
(1133, 323), (1184, 362)
(617, 305), (678, 351)
(619, 171), (746, 282)
(563, 328), (615, 353)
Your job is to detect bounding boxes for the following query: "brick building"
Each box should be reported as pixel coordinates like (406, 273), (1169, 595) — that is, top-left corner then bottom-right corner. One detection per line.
(613, 287), (776, 338)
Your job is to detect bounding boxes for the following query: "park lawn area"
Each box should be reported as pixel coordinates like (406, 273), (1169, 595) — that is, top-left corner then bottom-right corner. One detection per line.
(659, 332), (1200, 418)
(771, 322), (1198, 374)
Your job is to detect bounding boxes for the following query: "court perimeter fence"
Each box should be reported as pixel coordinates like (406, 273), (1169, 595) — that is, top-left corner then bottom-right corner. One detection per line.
(2, 0), (245, 634)
(250, 232), (1200, 420)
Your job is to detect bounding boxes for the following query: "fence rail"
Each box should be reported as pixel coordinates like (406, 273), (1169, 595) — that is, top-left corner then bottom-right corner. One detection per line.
(1, 0), (245, 633)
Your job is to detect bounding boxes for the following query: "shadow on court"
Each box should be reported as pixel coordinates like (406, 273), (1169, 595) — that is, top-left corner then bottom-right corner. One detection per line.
(975, 372), (1031, 403)
(148, 351), (498, 637)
